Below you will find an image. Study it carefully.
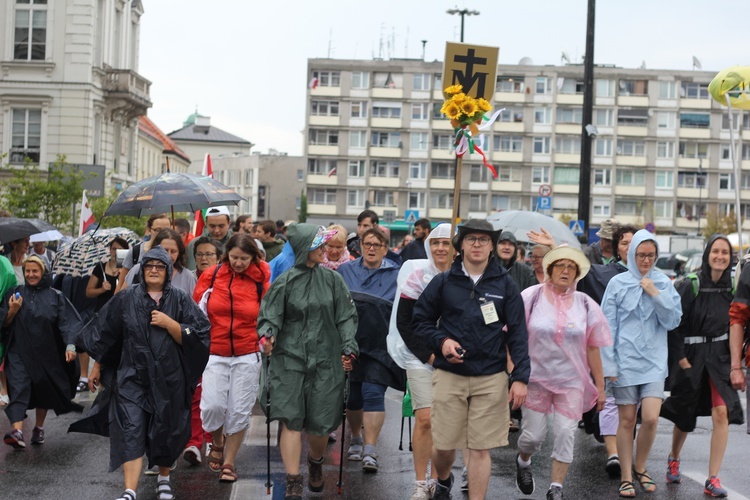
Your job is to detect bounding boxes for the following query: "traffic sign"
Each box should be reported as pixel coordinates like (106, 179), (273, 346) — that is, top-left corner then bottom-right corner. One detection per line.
(538, 184), (552, 197)
(383, 210), (396, 223)
(538, 196), (551, 210)
(570, 220), (585, 236)
(645, 222), (655, 233)
(404, 210), (419, 224)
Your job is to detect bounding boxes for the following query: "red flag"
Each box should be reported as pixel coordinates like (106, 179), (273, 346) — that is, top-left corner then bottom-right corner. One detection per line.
(327, 165), (337, 177)
(308, 77), (319, 89)
(194, 154), (213, 236)
(79, 190), (95, 236)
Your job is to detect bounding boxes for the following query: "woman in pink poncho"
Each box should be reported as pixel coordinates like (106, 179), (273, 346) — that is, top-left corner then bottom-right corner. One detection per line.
(514, 245), (612, 500)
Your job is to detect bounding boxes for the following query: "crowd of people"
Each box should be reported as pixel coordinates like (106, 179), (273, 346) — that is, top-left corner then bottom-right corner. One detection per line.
(0, 209), (749, 500)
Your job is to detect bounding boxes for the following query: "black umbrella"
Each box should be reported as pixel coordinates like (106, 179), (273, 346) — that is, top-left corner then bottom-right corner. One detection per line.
(103, 172), (244, 218)
(0, 218), (58, 245)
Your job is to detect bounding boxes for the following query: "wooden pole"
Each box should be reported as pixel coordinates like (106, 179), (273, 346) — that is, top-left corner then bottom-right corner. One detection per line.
(450, 154), (464, 257)
(165, 156), (175, 228)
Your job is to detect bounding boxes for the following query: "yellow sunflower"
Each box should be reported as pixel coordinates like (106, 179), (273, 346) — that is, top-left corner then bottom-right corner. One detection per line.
(476, 98), (492, 112)
(444, 84), (463, 95)
(442, 102), (461, 120)
(460, 99), (478, 117)
(451, 92), (467, 104)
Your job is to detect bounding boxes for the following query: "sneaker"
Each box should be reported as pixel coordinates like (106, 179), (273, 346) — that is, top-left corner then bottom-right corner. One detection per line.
(666, 456), (681, 484)
(145, 463), (177, 475)
(76, 380), (88, 393)
(460, 466), (469, 491)
(433, 472), (454, 500)
(328, 431), (337, 443)
(31, 426), (44, 445)
(516, 454), (535, 495)
(546, 485), (564, 500)
(307, 453), (325, 492)
(704, 476), (728, 498)
(362, 453), (379, 473)
(410, 480), (431, 500)
(3, 429), (25, 449)
(605, 455), (621, 479)
(347, 435), (364, 461)
(182, 445), (201, 466)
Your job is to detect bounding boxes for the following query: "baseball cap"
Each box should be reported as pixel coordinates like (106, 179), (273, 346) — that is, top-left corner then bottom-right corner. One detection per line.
(206, 206), (231, 217)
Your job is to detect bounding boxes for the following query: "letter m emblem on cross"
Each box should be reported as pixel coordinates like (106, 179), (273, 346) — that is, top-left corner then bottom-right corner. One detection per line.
(442, 42), (499, 102)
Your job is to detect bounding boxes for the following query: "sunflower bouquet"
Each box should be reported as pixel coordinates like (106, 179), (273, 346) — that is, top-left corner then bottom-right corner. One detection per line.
(440, 84), (492, 136)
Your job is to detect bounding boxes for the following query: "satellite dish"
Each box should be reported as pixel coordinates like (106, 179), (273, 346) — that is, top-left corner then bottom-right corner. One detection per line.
(518, 57), (534, 66)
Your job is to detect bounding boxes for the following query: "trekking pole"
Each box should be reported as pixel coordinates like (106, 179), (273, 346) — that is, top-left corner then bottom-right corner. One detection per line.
(260, 335), (273, 494)
(338, 350), (354, 495)
(408, 416), (413, 452)
(399, 417), (405, 451)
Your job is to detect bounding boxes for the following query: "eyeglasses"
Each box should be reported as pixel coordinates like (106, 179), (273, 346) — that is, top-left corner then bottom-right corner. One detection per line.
(530, 255), (543, 260)
(553, 263), (577, 272)
(465, 236), (491, 246)
(635, 253), (656, 261)
(362, 242), (385, 250)
(143, 263), (167, 272)
(196, 252), (217, 258)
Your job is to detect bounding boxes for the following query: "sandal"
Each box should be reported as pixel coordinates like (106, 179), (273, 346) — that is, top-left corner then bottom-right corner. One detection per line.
(76, 381), (88, 393)
(619, 480), (636, 498)
(633, 468), (657, 493)
(155, 479), (175, 500)
(207, 443), (224, 473)
(219, 463), (238, 483)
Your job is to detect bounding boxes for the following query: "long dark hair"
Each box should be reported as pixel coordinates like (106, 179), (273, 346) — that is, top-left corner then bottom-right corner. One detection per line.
(152, 228), (186, 271)
(222, 234), (263, 264)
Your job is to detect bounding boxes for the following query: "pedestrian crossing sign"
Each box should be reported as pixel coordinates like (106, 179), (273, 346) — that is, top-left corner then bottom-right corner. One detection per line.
(405, 210), (419, 224)
(569, 220), (585, 236)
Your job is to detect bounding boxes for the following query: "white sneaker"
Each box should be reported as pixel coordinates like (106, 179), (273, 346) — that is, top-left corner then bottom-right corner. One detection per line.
(410, 480), (432, 500)
(182, 445), (201, 466)
(460, 466), (469, 491)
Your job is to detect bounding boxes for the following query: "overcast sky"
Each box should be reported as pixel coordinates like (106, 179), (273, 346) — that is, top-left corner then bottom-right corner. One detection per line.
(139, 0), (747, 157)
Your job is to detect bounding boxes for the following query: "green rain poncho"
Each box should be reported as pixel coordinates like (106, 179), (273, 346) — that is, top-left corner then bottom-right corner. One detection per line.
(257, 223), (359, 434)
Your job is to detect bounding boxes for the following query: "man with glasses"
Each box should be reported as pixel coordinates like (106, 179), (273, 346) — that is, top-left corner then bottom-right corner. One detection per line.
(413, 219), (530, 500)
(337, 227), (400, 473)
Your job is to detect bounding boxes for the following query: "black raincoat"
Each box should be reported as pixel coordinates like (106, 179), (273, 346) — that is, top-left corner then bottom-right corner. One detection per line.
(70, 247), (210, 471)
(661, 235), (744, 431)
(1, 268), (83, 421)
(496, 231), (535, 291)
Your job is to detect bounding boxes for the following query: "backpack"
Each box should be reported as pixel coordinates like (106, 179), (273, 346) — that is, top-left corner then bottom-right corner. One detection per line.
(684, 272), (734, 297)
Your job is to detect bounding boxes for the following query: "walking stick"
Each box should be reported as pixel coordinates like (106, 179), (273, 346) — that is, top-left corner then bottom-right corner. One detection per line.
(261, 336), (273, 495)
(338, 350), (354, 495)
(398, 417), (405, 451)
(408, 416), (413, 452)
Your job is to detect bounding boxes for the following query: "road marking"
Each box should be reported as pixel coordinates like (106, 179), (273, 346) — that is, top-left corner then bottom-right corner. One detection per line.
(230, 479), (274, 499)
(682, 470), (750, 500)
(244, 414), (279, 446)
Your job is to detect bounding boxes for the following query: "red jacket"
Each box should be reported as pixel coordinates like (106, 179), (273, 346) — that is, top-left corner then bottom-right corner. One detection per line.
(193, 261), (270, 357)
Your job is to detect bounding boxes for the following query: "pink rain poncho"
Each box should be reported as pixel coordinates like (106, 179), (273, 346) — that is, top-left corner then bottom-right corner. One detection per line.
(521, 282), (612, 420)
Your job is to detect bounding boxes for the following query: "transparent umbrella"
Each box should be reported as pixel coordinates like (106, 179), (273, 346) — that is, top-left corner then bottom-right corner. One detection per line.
(485, 210), (582, 249)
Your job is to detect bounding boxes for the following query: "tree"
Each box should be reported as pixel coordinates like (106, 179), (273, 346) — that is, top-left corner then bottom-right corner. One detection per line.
(702, 207), (738, 239)
(89, 189), (147, 235)
(0, 155), (87, 233)
(298, 190), (308, 223)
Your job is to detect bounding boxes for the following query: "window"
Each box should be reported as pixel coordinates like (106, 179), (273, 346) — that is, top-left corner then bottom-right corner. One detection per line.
(412, 74), (431, 91)
(655, 171), (674, 189)
(593, 168), (611, 186)
(595, 139), (612, 157)
(499, 107), (524, 123)
(311, 100), (339, 116)
(351, 71), (370, 89)
(534, 107), (552, 124)
(307, 159), (336, 175)
(533, 137), (550, 154)
(433, 73), (443, 91)
(296, 169), (303, 182)
(654, 200), (674, 218)
(532, 166), (550, 184)
(594, 109), (613, 126)
(615, 168), (645, 186)
(410, 132), (428, 151)
(596, 79), (615, 97)
(593, 201), (611, 217)
(14, 0), (47, 61)
(681, 82), (709, 99)
(720, 173), (735, 190)
(498, 166), (521, 182)
(409, 192), (425, 209)
(412, 102), (430, 120)
(469, 194), (487, 211)
(493, 135), (522, 152)
(432, 102), (449, 120)
(470, 165), (490, 182)
(309, 129), (338, 145)
(617, 139), (645, 156)
(535, 77), (552, 94)
(496, 75), (525, 93)
(373, 72), (403, 88)
(349, 130), (367, 148)
(619, 79), (648, 96)
(722, 112), (750, 130)
(617, 108), (648, 126)
(555, 136), (581, 154)
(430, 192), (454, 209)
(657, 111), (676, 129)
(347, 189), (366, 208)
(657, 141), (676, 158)
(309, 188), (336, 205)
(491, 195), (521, 211)
(556, 107), (583, 124)
(677, 202), (705, 219)
(677, 171), (707, 188)
(10, 108), (41, 163)
(615, 201), (638, 215)
(431, 162), (455, 179)
(678, 141), (708, 159)
(659, 81), (676, 99)
(372, 190), (394, 206)
(312, 71), (340, 87)
(371, 131), (400, 148)
(409, 162), (427, 179)
(370, 160), (399, 178)
(433, 134), (453, 150)
(372, 104), (402, 119)
(680, 112), (710, 129)
(744, 144), (750, 160)
(351, 101), (368, 118)
(559, 78), (585, 94)
(722, 144), (732, 159)
(554, 167), (579, 185)
(348, 160), (365, 178)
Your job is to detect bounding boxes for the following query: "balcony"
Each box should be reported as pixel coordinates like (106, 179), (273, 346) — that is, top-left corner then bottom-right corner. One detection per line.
(103, 68), (152, 120)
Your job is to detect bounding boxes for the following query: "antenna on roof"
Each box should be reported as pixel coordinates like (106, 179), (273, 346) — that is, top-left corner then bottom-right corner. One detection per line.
(327, 29), (333, 58)
(405, 26), (409, 58)
(639, 60), (647, 69)
(421, 40), (428, 61)
(561, 51), (570, 65)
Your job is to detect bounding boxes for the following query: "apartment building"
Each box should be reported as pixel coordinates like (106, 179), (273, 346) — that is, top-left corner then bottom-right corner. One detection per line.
(304, 58), (750, 234)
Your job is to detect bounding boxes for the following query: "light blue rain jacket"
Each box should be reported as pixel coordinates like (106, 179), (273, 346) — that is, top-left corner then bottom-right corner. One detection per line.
(600, 230), (682, 386)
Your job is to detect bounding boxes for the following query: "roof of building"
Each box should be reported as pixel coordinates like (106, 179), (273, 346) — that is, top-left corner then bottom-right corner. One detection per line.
(138, 116), (191, 163)
(168, 113), (252, 145)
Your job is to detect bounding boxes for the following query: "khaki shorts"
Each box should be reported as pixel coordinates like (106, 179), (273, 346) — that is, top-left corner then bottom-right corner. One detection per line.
(430, 369), (509, 450)
(406, 368), (434, 411)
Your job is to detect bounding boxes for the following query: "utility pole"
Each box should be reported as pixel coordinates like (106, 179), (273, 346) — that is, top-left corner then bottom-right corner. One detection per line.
(446, 7), (480, 43)
(578, 0), (596, 242)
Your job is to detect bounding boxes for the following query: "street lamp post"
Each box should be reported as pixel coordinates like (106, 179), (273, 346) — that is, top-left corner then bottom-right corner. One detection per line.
(446, 7), (480, 43)
(698, 157), (703, 235)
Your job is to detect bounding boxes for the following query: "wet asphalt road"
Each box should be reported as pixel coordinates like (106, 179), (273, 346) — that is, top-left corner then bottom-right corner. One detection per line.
(1, 388), (749, 499)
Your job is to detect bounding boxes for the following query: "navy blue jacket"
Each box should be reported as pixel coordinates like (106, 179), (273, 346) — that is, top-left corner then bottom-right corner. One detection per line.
(412, 256), (530, 382)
